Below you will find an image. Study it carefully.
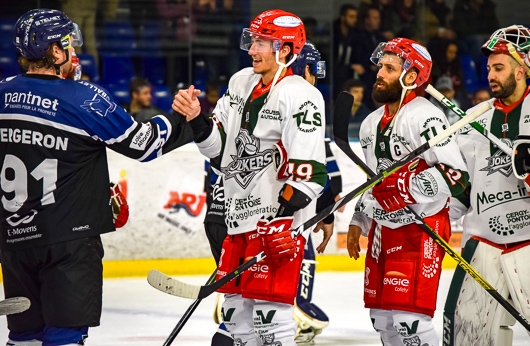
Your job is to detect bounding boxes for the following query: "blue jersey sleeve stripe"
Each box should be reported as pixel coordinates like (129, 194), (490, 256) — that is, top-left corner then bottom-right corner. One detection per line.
(1, 113), (90, 137)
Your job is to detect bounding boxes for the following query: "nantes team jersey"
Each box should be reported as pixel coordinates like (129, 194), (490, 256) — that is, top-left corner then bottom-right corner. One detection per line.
(452, 89), (530, 246)
(0, 74), (193, 250)
(196, 67), (327, 235)
(353, 94), (469, 229)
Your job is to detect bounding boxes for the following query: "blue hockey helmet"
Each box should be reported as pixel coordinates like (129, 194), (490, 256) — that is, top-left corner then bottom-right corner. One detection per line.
(14, 8), (83, 60)
(291, 40), (326, 78)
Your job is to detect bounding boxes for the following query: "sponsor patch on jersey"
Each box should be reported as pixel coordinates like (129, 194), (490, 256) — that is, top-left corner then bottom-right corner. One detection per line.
(415, 171), (438, 197)
(80, 93), (116, 117)
(130, 123), (152, 151)
(292, 100), (322, 133)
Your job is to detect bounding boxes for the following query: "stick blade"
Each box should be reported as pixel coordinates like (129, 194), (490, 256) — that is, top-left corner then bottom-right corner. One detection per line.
(0, 297), (31, 316)
(332, 91), (354, 142)
(147, 270), (200, 299)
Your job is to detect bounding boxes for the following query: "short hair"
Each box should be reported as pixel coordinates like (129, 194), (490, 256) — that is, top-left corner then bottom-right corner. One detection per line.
(129, 77), (151, 95)
(18, 43), (58, 72)
(339, 3), (357, 17)
(343, 78), (365, 91)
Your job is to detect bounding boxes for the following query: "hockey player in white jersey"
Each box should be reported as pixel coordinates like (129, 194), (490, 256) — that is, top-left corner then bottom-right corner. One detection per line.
(346, 37), (469, 346)
(173, 10), (328, 346)
(443, 25), (530, 346)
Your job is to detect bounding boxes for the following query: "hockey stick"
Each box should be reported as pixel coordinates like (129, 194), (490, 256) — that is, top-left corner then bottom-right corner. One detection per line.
(425, 84), (511, 155)
(161, 270), (217, 346)
(147, 98), (491, 300)
(0, 297), (30, 316)
(333, 91), (530, 332)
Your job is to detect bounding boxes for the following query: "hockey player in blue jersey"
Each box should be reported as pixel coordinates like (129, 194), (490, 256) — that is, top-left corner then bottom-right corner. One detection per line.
(0, 9), (193, 346)
(290, 40), (341, 344)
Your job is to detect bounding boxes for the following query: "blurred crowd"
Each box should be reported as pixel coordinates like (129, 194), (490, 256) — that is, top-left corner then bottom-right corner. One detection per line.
(0, 0), (507, 138)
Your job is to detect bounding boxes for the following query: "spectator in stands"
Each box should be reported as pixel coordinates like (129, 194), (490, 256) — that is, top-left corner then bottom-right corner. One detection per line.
(125, 77), (167, 122)
(452, 0), (499, 72)
(332, 4), (358, 99)
(359, 0), (396, 40)
(61, 0), (119, 67)
(431, 40), (467, 104)
(393, 0), (418, 39)
(344, 78), (372, 139)
(199, 80), (222, 115)
(430, 75), (461, 124)
(351, 6), (387, 109)
(471, 87), (492, 106)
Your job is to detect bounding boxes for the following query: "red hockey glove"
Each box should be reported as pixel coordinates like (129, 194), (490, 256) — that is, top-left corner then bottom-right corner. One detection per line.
(110, 183), (129, 228)
(372, 159), (420, 212)
(256, 216), (295, 267)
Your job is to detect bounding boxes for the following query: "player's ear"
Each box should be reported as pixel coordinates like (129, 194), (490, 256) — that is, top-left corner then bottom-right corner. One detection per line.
(279, 44), (291, 60)
(404, 69), (418, 87)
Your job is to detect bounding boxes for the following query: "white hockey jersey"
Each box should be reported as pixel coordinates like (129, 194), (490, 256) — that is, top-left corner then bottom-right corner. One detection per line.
(352, 93), (469, 229)
(452, 90), (530, 246)
(196, 68), (327, 235)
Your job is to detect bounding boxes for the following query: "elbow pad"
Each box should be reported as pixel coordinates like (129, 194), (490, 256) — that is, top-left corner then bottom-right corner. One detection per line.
(277, 184), (312, 217)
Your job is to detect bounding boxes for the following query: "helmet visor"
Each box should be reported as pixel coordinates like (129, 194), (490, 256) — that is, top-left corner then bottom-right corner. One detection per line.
(61, 22), (83, 49)
(240, 28), (281, 53)
(370, 42), (409, 68)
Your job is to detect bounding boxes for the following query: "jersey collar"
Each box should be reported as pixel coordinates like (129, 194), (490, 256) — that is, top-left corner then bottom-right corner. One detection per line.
(493, 86), (530, 114)
(381, 90), (417, 129)
(252, 67), (294, 100)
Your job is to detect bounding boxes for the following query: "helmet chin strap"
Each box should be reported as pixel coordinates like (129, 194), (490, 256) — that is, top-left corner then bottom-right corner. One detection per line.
(54, 48), (70, 76)
(384, 69), (417, 136)
(265, 51), (298, 103)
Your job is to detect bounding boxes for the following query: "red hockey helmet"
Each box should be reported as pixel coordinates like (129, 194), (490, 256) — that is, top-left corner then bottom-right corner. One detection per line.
(370, 37), (432, 87)
(240, 9), (306, 55)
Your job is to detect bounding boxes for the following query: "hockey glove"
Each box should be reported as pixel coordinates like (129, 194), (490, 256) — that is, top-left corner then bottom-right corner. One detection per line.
(110, 183), (129, 228)
(372, 159), (420, 212)
(256, 216), (295, 267)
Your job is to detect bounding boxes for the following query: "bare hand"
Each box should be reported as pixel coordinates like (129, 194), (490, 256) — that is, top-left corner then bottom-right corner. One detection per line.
(347, 225), (362, 260)
(172, 85), (201, 122)
(313, 220), (333, 253)
(334, 194), (346, 213)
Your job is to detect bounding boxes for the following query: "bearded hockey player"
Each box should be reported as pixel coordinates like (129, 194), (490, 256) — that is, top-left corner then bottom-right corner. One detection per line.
(0, 8), (193, 346)
(173, 10), (329, 346)
(444, 25), (530, 346)
(346, 37), (469, 346)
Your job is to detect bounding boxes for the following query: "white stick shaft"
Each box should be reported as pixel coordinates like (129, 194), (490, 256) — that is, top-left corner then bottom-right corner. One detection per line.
(426, 91), (492, 147)
(425, 84), (511, 154)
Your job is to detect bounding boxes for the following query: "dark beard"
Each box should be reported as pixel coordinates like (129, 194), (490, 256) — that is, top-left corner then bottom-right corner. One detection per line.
(491, 72), (517, 99)
(372, 77), (403, 104)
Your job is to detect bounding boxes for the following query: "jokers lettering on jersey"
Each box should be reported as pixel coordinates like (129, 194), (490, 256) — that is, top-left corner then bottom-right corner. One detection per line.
(222, 129), (274, 189)
(453, 95), (530, 245)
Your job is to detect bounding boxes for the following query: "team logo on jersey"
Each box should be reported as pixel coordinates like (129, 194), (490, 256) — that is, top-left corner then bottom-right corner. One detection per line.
(233, 338), (248, 346)
(292, 100), (322, 133)
(479, 138), (513, 177)
(221, 129), (274, 189)
(80, 93), (117, 117)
